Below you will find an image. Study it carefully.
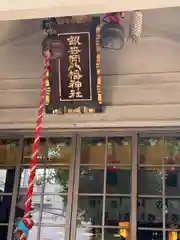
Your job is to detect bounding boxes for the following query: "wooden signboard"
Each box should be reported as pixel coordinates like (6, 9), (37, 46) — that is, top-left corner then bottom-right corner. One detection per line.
(43, 19), (102, 114)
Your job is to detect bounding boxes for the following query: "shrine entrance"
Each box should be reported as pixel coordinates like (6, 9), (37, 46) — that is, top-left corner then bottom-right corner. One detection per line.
(70, 134), (134, 240)
(1, 131), (180, 240)
(0, 133), (135, 240)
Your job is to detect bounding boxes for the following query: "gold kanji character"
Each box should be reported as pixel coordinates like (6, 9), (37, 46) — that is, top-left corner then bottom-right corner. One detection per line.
(73, 70), (83, 81)
(68, 62), (81, 72)
(68, 81), (75, 88)
(75, 81), (82, 88)
(68, 89), (76, 98)
(76, 91), (83, 98)
(68, 70), (74, 81)
(68, 46), (81, 55)
(67, 36), (81, 46)
(68, 54), (80, 64)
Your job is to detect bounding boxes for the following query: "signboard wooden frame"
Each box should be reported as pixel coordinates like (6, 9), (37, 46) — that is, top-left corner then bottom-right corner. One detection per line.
(43, 19), (102, 114)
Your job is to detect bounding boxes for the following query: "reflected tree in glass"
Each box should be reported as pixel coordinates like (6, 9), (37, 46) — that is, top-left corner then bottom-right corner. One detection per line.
(38, 137), (132, 226)
(164, 138), (180, 165)
(39, 168), (103, 225)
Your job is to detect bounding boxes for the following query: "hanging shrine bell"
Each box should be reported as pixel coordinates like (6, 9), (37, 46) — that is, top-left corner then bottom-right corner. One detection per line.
(100, 12), (125, 50)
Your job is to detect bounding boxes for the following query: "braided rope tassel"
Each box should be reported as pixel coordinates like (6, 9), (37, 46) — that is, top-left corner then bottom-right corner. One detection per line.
(14, 51), (50, 240)
(128, 10), (143, 44)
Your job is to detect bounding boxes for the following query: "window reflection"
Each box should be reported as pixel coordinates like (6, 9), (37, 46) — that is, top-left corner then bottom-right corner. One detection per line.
(15, 194), (40, 225)
(78, 167), (104, 193)
(17, 165), (69, 240)
(139, 137), (180, 166)
(22, 138), (73, 165)
(26, 227), (38, 240)
(138, 168), (163, 195)
(17, 168), (45, 225)
(11, 134), (180, 239)
(78, 136), (132, 240)
(22, 138), (46, 164)
(139, 137), (164, 165)
(40, 226), (66, 240)
(166, 231), (180, 240)
(166, 199), (180, 227)
(0, 139), (20, 166)
(76, 228), (102, 240)
(44, 167), (70, 194)
(137, 230), (163, 240)
(164, 137), (180, 165)
(104, 227), (130, 240)
(20, 167), (70, 194)
(107, 137), (132, 165)
(81, 137), (105, 165)
(137, 198), (163, 228)
(47, 138), (72, 164)
(76, 196), (103, 226)
(41, 195), (67, 224)
(0, 170), (7, 192)
(0, 168), (19, 239)
(20, 167), (45, 193)
(165, 168), (180, 196)
(106, 166), (131, 194)
(105, 197), (131, 227)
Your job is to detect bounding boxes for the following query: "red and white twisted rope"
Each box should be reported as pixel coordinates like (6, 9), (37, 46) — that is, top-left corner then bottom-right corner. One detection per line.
(24, 52), (49, 216)
(15, 51), (50, 240)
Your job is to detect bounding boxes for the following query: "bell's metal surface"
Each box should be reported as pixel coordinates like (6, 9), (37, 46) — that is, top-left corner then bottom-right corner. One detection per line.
(100, 22), (125, 50)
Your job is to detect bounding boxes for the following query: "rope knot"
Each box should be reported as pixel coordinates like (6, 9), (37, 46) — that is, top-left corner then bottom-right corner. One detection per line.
(17, 218), (34, 239)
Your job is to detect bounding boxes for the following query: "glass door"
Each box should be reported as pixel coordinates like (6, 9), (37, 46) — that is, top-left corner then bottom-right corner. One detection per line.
(4, 133), (137, 240)
(137, 134), (180, 240)
(10, 136), (76, 240)
(70, 134), (134, 240)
